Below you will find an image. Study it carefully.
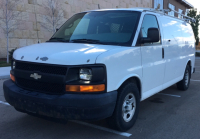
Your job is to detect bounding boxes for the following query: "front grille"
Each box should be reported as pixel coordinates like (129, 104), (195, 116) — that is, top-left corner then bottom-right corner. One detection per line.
(16, 61), (67, 75)
(14, 61), (67, 94)
(16, 77), (64, 94)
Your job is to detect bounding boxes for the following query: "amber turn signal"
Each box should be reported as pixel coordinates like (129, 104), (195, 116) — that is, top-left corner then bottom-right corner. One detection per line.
(10, 74), (15, 82)
(66, 84), (105, 92)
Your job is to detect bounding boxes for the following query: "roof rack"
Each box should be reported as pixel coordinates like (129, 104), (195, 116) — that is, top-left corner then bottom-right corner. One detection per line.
(168, 8), (196, 23)
(142, 5), (196, 23)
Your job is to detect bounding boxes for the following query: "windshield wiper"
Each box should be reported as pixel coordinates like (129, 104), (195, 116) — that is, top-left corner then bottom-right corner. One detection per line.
(70, 39), (101, 44)
(48, 38), (69, 42)
(70, 39), (121, 46)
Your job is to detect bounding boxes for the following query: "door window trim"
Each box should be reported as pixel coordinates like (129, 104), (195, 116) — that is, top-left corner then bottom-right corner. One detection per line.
(136, 14), (162, 46)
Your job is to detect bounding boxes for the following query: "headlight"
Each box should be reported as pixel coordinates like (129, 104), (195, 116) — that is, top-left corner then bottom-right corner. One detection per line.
(79, 68), (92, 81)
(12, 61), (16, 69)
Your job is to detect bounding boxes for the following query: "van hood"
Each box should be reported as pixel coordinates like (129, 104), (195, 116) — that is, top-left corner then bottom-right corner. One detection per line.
(13, 43), (118, 65)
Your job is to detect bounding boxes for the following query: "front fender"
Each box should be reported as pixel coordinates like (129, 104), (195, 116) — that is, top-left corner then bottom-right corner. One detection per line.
(96, 47), (142, 92)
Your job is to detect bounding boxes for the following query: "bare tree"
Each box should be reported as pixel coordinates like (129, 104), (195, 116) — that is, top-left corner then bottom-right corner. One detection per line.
(0, 0), (23, 63)
(41, 0), (64, 33)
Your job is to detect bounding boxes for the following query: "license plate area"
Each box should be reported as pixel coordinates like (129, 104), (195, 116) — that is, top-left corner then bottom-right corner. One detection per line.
(23, 100), (37, 114)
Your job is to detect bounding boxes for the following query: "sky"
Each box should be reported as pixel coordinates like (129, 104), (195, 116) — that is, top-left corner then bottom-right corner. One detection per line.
(188, 0), (200, 13)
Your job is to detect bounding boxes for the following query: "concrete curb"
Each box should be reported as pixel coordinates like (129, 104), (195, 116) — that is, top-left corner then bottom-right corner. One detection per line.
(0, 67), (11, 80)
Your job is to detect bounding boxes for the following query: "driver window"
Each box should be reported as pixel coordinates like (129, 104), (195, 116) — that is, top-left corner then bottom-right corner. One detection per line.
(141, 14), (161, 45)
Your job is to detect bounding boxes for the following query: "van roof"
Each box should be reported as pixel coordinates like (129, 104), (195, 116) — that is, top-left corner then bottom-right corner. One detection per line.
(85, 8), (193, 23)
(86, 8), (152, 12)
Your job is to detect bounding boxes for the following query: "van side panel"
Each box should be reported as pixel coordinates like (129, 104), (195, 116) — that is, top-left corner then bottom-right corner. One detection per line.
(161, 16), (195, 89)
(96, 47), (142, 93)
(161, 16), (185, 84)
(181, 22), (196, 72)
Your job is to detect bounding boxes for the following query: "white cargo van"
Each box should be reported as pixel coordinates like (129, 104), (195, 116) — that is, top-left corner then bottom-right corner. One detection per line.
(3, 8), (195, 131)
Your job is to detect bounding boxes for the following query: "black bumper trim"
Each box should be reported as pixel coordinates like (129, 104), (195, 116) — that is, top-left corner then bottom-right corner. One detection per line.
(3, 80), (117, 120)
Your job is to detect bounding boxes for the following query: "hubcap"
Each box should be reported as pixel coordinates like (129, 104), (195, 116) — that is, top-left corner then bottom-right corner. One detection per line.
(122, 93), (136, 122)
(185, 70), (189, 86)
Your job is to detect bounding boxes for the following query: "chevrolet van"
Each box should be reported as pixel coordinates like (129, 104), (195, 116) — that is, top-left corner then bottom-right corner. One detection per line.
(3, 8), (195, 131)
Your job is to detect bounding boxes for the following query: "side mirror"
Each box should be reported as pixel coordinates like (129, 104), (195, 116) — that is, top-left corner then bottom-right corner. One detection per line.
(141, 28), (160, 43)
(56, 28), (59, 32)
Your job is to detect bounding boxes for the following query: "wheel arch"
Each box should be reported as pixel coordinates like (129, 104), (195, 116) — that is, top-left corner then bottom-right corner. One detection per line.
(187, 60), (191, 66)
(117, 75), (142, 100)
(186, 59), (192, 73)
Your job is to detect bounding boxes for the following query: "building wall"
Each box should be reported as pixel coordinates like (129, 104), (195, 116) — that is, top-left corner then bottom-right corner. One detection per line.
(0, 0), (153, 58)
(163, 0), (187, 17)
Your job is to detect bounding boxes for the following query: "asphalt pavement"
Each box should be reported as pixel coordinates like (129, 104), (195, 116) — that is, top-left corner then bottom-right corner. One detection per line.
(0, 59), (200, 139)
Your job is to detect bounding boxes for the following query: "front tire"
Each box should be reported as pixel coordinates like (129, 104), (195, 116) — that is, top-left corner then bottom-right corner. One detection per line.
(177, 65), (191, 91)
(107, 82), (140, 131)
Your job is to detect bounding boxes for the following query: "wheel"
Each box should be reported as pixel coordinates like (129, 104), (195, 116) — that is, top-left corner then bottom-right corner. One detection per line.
(107, 82), (140, 131)
(177, 65), (191, 91)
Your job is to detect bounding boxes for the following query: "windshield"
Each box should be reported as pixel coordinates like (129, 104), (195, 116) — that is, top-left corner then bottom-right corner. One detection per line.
(51, 11), (141, 46)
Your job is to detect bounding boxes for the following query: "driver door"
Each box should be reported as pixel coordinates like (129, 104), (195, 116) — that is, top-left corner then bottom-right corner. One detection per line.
(138, 14), (165, 99)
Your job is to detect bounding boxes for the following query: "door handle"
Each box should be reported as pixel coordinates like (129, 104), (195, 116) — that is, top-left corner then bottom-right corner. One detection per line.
(162, 48), (164, 59)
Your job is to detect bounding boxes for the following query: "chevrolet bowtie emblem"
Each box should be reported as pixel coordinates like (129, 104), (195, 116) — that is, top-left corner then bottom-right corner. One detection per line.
(30, 73), (42, 80)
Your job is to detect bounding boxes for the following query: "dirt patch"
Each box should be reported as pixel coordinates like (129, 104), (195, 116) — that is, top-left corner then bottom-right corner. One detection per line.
(0, 58), (7, 62)
(0, 58), (11, 67)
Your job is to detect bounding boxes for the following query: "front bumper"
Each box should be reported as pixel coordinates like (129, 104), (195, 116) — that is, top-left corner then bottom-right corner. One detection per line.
(3, 80), (117, 120)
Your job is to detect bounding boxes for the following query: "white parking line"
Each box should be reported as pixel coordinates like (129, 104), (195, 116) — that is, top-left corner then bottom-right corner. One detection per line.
(0, 101), (10, 106)
(0, 100), (132, 137)
(72, 121), (132, 137)
(158, 93), (181, 98)
(191, 79), (200, 82)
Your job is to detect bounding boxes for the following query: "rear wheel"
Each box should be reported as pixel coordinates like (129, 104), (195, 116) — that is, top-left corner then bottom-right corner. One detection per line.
(107, 82), (140, 131)
(177, 65), (191, 91)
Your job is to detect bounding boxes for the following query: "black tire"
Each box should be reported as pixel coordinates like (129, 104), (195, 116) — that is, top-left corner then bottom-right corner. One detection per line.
(177, 65), (191, 91)
(107, 82), (140, 131)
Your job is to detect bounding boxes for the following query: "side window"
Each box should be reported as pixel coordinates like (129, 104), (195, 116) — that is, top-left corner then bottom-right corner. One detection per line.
(140, 14), (161, 45)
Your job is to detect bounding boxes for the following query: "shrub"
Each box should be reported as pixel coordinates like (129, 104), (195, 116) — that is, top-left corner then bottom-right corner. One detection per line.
(9, 48), (17, 60)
